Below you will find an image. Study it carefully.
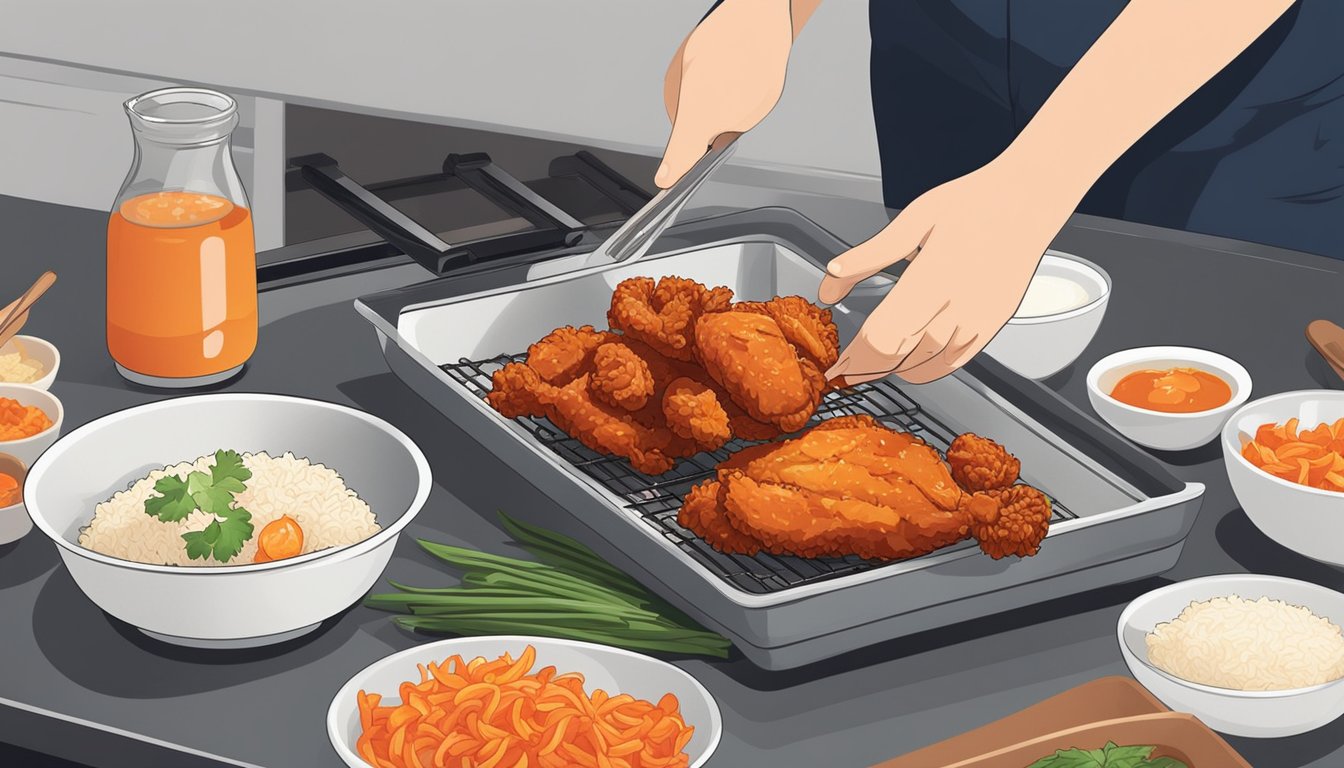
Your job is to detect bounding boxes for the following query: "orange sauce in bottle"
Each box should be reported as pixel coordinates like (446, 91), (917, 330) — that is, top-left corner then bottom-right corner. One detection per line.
(1110, 367), (1232, 413)
(106, 191), (257, 378)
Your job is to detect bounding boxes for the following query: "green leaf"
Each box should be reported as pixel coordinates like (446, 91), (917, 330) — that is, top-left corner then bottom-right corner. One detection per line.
(182, 530), (213, 561)
(1024, 744), (1186, 768)
(200, 520), (221, 544)
(212, 514), (253, 563)
(144, 476), (196, 522)
(210, 450), (251, 487)
(1025, 747), (1106, 768)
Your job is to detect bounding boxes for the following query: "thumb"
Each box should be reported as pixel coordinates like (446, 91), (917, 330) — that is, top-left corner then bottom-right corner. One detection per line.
(656, 108), (720, 189)
(818, 207), (930, 304)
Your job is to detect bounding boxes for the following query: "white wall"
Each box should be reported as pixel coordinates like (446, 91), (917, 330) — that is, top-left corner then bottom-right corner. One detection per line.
(0, 1), (881, 202)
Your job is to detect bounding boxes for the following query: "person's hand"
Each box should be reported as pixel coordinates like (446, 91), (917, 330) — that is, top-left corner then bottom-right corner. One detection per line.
(819, 158), (1078, 385)
(657, 0), (794, 188)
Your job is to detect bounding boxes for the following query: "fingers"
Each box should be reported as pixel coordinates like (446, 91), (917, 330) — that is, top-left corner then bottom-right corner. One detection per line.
(817, 205), (931, 305)
(655, 97), (720, 189)
(896, 326), (982, 384)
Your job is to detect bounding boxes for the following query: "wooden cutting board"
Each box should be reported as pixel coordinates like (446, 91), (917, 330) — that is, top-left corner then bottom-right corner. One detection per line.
(873, 677), (1251, 768)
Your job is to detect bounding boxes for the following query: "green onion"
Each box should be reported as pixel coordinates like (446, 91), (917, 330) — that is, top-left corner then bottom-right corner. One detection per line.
(365, 512), (731, 659)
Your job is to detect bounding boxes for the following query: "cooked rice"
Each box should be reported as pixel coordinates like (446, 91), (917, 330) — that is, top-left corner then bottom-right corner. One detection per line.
(78, 451), (380, 566)
(1146, 594), (1344, 690)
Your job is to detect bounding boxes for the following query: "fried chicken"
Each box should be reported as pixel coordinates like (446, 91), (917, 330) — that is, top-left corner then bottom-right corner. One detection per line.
(608, 276), (733, 361)
(489, 363), (700, 475)
(489, 277), (838, 473)
(678, 415), (1051, 561)
(694, 311), (830, 433)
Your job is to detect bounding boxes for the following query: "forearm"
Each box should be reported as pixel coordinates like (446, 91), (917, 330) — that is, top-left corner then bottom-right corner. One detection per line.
(1003, 0), (1294, 206)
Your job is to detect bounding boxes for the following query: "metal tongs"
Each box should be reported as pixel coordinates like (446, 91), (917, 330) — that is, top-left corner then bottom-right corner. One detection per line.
(529, 132), (740, 279)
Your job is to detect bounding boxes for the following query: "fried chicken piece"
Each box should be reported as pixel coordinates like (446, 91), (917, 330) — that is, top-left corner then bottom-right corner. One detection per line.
(947, 433), (1021, 492)
(663, 377), (732, 447)
(679, 416), (1052, 561)
(608, 276), (733, 362)
(734, 296), (840, 371)
(975, 485), (1052, 559)
(590, 342), (654, 411)
(488, 364), (696, 475)
(694, 311), (828, 433)
(525, 325), (616, 385)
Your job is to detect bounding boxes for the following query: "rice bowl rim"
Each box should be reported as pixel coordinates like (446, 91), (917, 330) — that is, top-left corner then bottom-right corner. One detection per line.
(24, 392), (432, 575)
(1221, 389), (1344, 499)
(1118, 574), (1344, 699)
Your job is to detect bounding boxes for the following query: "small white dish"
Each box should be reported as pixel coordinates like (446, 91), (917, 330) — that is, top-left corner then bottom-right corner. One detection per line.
(1086, 347), (1251, 451)
(982, 251), (1111, 380)
(0, 452), (29, 545)
(1118, 574), (1344, 738)
(327, 635), (723, 768)
(0, 335), (59, 390)
(0, 384), (63, 465)
(1221, 390), (1344, 565)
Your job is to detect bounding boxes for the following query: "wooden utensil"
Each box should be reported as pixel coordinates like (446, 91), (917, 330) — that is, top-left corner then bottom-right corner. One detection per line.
(0, 271), (56, 350)
(873, 676), (1250, 768)
(1307, 319), (1344, 382)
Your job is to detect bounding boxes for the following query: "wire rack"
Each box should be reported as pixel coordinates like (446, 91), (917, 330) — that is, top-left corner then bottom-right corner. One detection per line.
(442, 353), (1078, 595)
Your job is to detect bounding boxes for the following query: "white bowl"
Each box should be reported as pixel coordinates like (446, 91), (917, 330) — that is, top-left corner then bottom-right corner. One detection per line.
(982, 251), (1111, 380)
(1221, 390), (1344, 565)
(0, 384), (63, 465)
(0, 452), (29, 545)
(0, 335), (59, 390)
(1086, 347), (1251, 451)
(327, 635), (722, 768)
(1118, 574), (1344, 738)
(24, 393), (430, 647)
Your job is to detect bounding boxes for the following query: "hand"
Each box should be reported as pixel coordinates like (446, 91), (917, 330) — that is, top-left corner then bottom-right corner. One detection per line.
(657, 0), (794, 188)
(819, 157), (1078, 385)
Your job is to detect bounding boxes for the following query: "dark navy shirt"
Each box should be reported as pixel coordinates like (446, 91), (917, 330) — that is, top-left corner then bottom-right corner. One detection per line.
(704, 1), (1344, 259)
(870, 1), (1344, 259)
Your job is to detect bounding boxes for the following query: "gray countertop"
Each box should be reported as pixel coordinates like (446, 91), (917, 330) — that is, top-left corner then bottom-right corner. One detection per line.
(1, 191), (1342, 768)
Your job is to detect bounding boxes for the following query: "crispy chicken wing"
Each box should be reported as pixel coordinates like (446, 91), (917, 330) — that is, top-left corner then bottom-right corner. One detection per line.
(678, 415), (1051, 560)
(488, 363), (698, 475)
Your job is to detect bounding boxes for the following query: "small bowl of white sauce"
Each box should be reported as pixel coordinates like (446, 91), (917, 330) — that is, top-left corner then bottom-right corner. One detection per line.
(982, 251), (1111, 380)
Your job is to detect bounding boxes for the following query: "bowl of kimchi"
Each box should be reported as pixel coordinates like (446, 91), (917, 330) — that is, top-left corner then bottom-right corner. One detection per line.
(1222, 390), (1344, 565)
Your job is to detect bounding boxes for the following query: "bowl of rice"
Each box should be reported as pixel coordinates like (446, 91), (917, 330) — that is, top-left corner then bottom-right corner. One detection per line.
(0, 335), (58, 390)
(24, 393), (431, 648)
(1118, 574), (1344, 738)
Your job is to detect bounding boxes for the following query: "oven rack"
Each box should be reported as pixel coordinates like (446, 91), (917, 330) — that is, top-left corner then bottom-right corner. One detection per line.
(440, 353), (1079, 596)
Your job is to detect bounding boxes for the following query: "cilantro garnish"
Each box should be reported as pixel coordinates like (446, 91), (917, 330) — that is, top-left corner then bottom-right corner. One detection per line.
(144, 450), (255, 563)
(1027, 742), (1187, 768)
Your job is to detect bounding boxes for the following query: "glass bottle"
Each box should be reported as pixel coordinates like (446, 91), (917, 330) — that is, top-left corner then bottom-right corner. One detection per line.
(106, 87), (257, 387)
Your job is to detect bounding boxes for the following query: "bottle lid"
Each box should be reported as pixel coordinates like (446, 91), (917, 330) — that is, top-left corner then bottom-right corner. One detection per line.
(124, 87), (239, 145)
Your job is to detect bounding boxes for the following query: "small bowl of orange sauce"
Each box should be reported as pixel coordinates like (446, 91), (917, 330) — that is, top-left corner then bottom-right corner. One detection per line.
(1087, 346), (1252, 451)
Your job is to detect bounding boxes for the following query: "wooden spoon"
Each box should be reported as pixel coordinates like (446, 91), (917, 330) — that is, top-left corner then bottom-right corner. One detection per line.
(0, 271), (56, 350)
(1306, 319), (1344, 382)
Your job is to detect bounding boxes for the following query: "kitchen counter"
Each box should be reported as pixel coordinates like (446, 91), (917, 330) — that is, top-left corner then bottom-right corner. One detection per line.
(1, 190), (1342, 768)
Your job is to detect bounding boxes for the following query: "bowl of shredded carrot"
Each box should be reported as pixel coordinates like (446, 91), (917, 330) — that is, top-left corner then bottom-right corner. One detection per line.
(327, 636), (721, 768)
(1223, 390), (1344, 565)
(0, 384), (61, 466)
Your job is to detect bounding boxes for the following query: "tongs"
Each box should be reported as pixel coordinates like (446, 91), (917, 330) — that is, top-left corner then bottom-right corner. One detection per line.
(529, 132), (740, 279)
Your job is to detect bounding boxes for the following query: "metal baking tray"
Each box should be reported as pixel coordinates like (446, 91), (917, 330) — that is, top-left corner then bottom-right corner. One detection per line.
(355, 207), (1204, 670)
